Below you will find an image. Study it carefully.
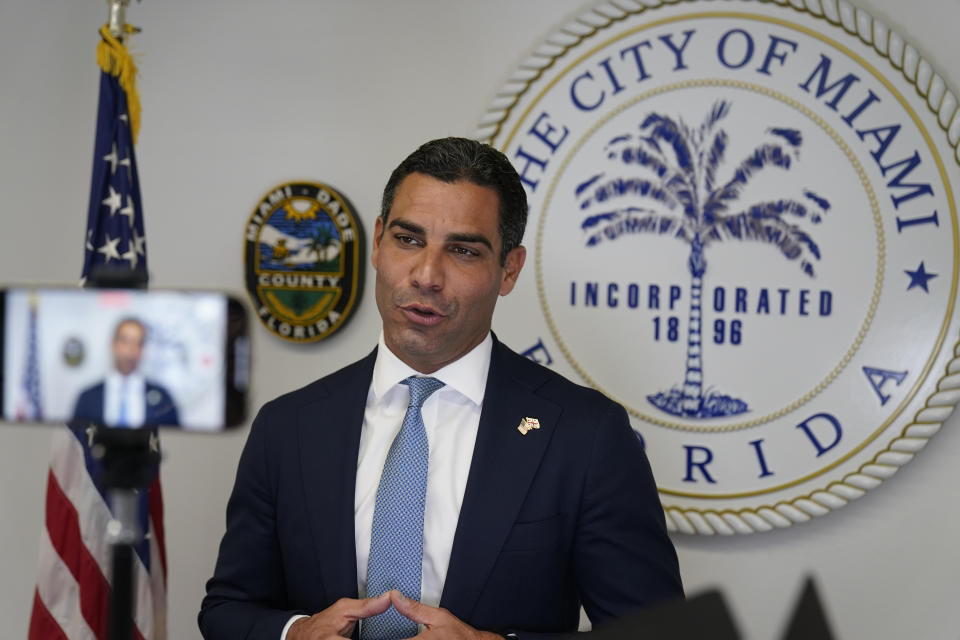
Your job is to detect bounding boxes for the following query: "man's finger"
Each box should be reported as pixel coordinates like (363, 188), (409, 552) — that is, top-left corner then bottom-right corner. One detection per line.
(351, 592), (393, 619)
(388, 590), (434, 625)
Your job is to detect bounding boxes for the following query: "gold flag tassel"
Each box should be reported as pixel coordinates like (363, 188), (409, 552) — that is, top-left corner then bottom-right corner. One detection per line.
(96, 23), (141, 143)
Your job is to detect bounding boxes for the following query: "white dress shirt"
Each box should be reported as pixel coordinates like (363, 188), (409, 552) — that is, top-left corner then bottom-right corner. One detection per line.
(104, 371), (145, 427)
(280, 332), (491, 639)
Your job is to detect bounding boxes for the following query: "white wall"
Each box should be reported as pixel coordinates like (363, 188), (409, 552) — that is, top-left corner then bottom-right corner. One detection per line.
(1, 1), (958, 638)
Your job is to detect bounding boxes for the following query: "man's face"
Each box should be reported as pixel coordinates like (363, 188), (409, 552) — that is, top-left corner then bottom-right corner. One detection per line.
(371, 173), (526, 374)
(112, 321), (145, 376)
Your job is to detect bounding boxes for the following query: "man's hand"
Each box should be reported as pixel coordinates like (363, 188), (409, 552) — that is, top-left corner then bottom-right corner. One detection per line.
(288, 593), (392, 640)
(388, 590), (503, 640)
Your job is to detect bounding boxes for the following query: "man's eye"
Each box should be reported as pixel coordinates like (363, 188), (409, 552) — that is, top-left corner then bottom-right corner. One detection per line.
(452, 246), (479, 257)
(395, 234), (420, 245)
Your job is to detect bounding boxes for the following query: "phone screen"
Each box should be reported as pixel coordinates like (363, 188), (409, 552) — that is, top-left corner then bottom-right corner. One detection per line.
(0, 287), (249, 431)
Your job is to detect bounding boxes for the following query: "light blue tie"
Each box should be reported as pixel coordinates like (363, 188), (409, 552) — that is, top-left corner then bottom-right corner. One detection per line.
(361, 376), (444, 640)
(117, 379), (128, 427)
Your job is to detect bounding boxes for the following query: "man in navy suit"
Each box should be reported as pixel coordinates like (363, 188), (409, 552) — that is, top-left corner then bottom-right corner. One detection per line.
(72, 317), (179, 427)
(199, 138), (682, 640)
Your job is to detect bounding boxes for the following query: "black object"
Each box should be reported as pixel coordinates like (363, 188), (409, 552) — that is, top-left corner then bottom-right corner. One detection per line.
(581, 589), (741, 640)
(87, 264), (149, 289)
(781, 577), (836, 640)
(85, 423), (158, 640)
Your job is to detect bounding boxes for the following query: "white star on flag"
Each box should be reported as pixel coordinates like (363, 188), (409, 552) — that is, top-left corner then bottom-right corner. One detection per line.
(102, 185), (122, 215)
(120, 196), (136, 226)
(119, 155), (132, 180)
(132, 227), (146, 256)
(121, 245), (139, 269)
(103, 142), (118, 175)
(96, 234), (122, 261)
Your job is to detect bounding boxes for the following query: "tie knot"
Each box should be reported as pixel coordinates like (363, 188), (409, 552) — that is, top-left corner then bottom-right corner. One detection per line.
(403, 376), (444, 408)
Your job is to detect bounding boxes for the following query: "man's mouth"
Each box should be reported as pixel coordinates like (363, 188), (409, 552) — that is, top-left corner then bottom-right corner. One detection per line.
(401, 303), (446, 326)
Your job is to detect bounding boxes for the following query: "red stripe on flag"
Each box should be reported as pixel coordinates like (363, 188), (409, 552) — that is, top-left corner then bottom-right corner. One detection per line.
(44, 469), (110, 640)
(28, 588), (68, 640)
(149, 475), (167, 582)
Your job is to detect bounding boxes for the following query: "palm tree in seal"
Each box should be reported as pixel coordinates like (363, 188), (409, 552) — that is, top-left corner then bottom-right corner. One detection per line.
(309, 224), (336, 269)
(575, 100), (830, 418)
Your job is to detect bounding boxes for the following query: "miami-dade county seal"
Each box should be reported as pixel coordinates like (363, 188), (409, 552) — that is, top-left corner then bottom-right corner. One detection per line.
(479, 0), (960, 534)
(244, 181), (364, 343)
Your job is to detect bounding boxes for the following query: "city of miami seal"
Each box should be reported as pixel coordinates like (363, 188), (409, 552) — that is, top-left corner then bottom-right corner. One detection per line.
(479, 0), (960, 533)
(244, 181), (364, 343)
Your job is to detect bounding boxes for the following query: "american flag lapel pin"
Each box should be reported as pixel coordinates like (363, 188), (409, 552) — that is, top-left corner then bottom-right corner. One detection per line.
(517, 417), (541, 435)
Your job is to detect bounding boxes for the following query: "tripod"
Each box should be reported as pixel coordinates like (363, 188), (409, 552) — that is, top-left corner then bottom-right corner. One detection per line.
(86, 424), (160, 640)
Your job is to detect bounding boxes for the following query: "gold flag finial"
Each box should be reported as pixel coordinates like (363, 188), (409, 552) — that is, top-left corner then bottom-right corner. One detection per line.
(98, 2), (142, 143)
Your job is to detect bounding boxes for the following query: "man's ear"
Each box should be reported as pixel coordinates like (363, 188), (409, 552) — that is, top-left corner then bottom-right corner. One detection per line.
(498, 245), (526, 296)
(371, 216), (384, 268)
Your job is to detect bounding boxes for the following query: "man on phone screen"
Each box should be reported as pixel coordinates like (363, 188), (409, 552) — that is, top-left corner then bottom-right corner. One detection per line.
(72, 316), (179, 427)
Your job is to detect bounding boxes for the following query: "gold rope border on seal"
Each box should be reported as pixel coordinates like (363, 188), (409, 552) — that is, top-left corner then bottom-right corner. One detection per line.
(477, 0), (960, 534)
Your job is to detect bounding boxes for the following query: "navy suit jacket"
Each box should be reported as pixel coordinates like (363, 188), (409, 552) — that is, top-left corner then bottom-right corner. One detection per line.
(199, 338), (682, 638)
(73, 379), (180, 427)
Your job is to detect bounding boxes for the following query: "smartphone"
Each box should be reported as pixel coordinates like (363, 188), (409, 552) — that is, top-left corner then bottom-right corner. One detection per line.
(0, 287), (250, 431)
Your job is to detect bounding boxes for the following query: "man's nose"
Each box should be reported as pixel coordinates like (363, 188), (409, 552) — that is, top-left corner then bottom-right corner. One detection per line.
(411, 248), (444, 291)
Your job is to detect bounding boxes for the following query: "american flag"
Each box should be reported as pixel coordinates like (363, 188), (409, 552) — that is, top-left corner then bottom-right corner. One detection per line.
(16, 296), (43, 421)
(28, 25), (167, 640)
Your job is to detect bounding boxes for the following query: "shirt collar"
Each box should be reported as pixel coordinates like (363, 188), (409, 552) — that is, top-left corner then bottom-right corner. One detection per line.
(106, 370), (144, 388)
(371, 331), (492, 407)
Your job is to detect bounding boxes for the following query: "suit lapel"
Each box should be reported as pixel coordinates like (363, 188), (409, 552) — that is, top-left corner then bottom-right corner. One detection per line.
(93, 383), (106, 420)
(440, 340), (561, 618)
(298, 349), (376, 602)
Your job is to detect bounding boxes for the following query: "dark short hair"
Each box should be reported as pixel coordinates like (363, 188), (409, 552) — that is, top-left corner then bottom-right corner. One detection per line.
(380, 137), (528, 265)
(113, 316), (146, 342)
